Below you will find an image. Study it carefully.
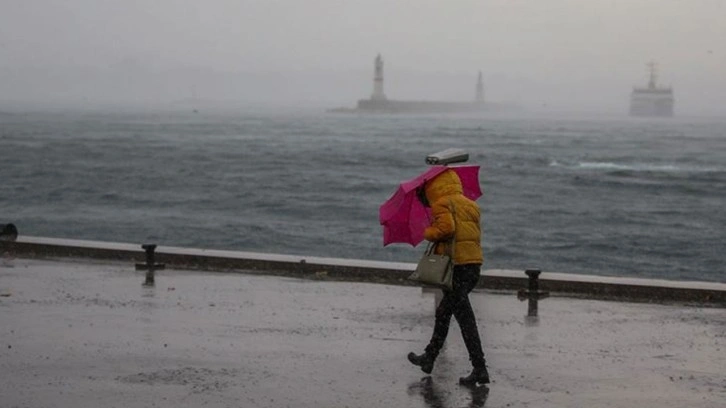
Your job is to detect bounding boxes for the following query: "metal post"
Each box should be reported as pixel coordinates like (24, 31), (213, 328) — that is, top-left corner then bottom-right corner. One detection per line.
(135, 244), (165, 286)
(517, 268), (549, 317)
(143, 245), (155, 286)
(526, 269), (540, 317)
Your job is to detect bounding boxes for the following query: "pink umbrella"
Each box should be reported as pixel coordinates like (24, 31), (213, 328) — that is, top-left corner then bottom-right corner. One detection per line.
(379, 165), (482, 247)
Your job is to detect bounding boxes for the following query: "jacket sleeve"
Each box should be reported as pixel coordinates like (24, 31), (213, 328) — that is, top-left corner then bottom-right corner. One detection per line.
(424, 198), (455, 242)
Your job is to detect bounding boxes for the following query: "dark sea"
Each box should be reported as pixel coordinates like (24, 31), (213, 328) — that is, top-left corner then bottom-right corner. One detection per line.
(1, 110), (725, 282)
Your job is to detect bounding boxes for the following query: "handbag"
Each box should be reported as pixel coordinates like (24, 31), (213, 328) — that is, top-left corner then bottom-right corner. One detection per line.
(408, 200), (456, 291)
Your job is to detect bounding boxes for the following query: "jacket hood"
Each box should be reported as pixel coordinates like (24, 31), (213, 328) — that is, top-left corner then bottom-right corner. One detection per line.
(425, 169), (463, 203)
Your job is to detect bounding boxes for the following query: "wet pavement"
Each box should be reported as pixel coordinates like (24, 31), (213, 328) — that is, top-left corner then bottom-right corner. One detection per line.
(1, 258), (725, 408)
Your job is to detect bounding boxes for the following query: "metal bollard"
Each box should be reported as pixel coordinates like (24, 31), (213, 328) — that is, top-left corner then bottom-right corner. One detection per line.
(135, 244), (165, 286)
(0, 224), (18, 242)
(517, 269), (549, 317)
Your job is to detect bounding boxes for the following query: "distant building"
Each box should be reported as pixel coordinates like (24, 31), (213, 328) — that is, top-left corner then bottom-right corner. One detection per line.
(329, 55), (507, 114)
(629, 62), (674, 117)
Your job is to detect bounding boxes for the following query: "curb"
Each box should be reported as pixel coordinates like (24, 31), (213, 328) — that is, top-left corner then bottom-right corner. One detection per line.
(2, 236), (725, 306)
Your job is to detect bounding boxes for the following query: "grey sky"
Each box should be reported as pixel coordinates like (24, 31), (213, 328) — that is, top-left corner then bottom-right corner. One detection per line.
(1, 0), (724, 115)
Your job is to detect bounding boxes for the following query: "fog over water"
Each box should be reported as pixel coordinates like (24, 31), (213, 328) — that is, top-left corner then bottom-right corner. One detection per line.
(1, 0), (725, 116)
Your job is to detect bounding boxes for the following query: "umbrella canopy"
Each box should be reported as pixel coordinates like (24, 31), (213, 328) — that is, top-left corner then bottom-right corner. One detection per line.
(379, 165), (482, 247)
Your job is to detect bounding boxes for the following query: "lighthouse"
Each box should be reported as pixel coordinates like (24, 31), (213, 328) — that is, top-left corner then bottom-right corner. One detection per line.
(371, 54), (387, 101)
(475, 71), (484, 103)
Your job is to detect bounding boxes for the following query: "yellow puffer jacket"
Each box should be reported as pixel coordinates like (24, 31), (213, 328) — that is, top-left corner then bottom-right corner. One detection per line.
(423, 169), (483, 265)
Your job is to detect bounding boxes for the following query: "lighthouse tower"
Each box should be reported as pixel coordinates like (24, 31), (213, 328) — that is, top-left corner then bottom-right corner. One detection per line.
(371, 54), (387, 101)
(475, 71), (484, 103)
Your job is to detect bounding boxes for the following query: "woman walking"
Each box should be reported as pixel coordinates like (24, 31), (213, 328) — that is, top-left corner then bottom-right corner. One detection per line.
(407, 169), (490, 386)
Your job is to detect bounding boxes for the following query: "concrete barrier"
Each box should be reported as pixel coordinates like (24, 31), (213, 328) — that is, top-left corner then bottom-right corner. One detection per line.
(2, 236), (725, 306)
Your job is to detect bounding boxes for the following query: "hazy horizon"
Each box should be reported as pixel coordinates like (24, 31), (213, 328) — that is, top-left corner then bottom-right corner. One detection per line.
(1, 1), (725, 116)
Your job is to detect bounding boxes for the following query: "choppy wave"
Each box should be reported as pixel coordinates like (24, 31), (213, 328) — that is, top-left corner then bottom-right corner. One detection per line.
(2, 111), (725, 282)
(550, 160), (722, 173)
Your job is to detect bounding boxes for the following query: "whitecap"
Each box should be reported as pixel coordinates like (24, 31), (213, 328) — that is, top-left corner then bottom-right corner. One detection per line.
(575, 162), (719, 173)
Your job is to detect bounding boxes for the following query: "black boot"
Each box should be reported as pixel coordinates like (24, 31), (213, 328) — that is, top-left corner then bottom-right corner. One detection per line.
(459, 365), (490, 386)
(407, 352), (434, 374)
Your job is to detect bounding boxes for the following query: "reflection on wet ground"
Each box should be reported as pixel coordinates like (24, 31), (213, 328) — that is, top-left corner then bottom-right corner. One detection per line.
(1, 258), (725, 408)
(408, 377), (489, 408)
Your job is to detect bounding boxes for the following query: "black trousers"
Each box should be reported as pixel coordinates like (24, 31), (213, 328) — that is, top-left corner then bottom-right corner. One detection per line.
(425, 263), (486, 368)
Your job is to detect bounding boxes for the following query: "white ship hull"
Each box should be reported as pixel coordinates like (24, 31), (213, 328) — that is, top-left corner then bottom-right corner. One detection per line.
(629, 89), (674, 117)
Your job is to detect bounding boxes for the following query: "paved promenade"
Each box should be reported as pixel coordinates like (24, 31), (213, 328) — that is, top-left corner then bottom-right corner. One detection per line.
(1, 258), (725, 408)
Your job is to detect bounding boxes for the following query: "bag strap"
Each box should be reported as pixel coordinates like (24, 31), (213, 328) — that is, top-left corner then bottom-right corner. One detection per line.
(448, 198), (456, 261)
